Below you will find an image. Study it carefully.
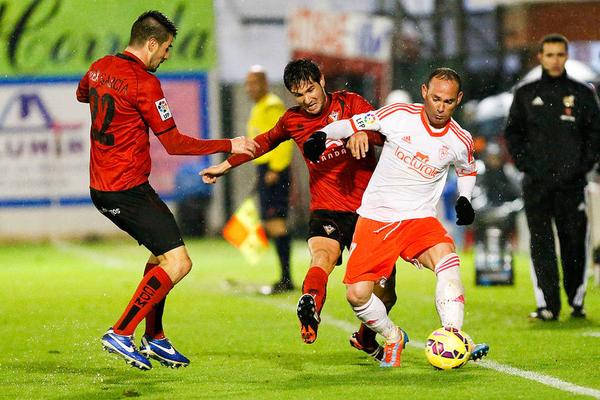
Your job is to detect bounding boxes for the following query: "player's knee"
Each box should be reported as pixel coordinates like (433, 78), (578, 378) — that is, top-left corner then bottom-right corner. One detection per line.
(164, 255), (192, 282)
(179, 256), (192, 276)
(346, 286), (371, 307)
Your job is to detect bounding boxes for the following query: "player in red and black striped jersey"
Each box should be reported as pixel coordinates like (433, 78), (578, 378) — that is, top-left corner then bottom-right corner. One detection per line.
(201, 59), (397, 360)
(76, 10), (257, 370)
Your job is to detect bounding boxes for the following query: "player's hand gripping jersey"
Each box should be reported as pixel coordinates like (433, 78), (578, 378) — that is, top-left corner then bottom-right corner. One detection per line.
(77, 52), (231, 191)
(321, 103), (477, 222)
(228, 91), (382, 212)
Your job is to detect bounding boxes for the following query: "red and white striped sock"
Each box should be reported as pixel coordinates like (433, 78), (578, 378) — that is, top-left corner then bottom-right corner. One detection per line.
(434, 253), (464, 329)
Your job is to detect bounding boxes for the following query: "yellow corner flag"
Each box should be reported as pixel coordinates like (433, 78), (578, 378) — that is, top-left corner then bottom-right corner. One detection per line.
(222, 198), (269, 265)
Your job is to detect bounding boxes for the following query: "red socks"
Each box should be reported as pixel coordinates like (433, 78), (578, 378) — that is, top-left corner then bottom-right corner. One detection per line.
(113, 265), (173, 336)
(302, 266), (329, 314)
(143, 263), (166, 339)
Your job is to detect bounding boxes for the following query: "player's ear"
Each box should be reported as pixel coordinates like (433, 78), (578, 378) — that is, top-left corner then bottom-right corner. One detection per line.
(147, 37), (158, 52)
(421, 83), (428, 100)
(319, 75), (326, 88)
(456, 91), (464, 106)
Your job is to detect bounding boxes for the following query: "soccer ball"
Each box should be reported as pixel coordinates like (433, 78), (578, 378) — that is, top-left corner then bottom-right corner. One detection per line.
(425, 327), (474, 370)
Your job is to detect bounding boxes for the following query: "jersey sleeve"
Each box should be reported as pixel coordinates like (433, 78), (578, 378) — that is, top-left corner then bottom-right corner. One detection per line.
(454, 136), (477, 177)
(76, 70), (90, 103)
(349, 111), (382, 133)
(228, 114), (291, 168)
(136, 75), (177, 135)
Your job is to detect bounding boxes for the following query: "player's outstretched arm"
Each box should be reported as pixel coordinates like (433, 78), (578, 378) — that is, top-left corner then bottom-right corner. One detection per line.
(158, 128), (258, 156)
(200, 161), (232, 184)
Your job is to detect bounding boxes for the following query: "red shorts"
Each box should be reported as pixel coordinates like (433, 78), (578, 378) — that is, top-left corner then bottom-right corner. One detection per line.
(344, 216), (454, 284)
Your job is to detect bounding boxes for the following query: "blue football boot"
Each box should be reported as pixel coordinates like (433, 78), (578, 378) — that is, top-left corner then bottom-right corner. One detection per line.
(140, 336), (190, 368)
(470, 343), (490, 361)
(101, 328), (152, 370)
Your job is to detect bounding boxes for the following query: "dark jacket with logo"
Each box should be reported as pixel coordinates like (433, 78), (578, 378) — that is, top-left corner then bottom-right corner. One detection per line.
(504, 69), (600, 190)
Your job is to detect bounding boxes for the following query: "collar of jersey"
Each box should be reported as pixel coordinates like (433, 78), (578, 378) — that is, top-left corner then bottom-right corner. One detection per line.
(120, 51), (147, 69)
(420, 108), (450, 137)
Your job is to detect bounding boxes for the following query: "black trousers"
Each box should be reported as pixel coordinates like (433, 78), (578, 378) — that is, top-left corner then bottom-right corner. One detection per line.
(523, 182), (588, 316)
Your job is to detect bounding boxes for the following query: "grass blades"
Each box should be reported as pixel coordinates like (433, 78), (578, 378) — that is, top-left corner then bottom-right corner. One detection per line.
(0, 238), (598, 399)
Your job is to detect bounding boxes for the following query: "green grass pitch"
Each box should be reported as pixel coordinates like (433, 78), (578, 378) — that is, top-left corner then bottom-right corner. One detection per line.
(0, 238), (598, 399)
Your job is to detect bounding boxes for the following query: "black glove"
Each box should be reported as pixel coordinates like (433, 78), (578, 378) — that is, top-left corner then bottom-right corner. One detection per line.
(303, 131), (327, 162)
(455, 196), (475, 225)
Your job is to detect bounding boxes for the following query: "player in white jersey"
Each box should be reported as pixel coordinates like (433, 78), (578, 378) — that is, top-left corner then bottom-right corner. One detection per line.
(304, 68), (489, 368)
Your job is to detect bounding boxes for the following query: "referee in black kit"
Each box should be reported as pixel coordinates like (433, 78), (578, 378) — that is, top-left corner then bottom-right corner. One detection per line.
(505, 33), (600, 321)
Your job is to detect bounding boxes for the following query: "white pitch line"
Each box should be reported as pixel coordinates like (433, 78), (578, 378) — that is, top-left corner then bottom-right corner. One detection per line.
(264, 298), (600, 400)
(582, 332), (600, 338)
(51, 239), (130, 269)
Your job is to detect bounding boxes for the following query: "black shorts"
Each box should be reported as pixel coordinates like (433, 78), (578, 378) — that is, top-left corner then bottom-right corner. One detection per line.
(308, 210), (359, 266)
(90, 182), (184, 256)
(257, 164), (290, 220)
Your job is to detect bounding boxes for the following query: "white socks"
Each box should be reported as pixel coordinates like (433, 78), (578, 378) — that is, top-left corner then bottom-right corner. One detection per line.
(353, 294), (399, 342)
(434, 253), (465, 329)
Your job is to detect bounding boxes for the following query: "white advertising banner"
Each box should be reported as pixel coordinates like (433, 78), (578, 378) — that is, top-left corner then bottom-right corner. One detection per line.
(0, 79), (89, 206)
(0, 74), (211, 208)
(288, 8), (393, 62)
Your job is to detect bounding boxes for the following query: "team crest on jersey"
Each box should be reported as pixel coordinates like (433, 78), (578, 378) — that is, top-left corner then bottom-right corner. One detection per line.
(328, 111), (339, 122)
(402, 136), (411, 144)
(155, 98), (172, 121)
(561, 95), (576, 121)
(439, 145), (449, 160)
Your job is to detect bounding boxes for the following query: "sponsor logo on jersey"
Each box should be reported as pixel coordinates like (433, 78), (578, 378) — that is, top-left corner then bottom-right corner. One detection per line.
(415, 152), (429, 162)
(316, 139), (347, 163)
(531, 96), (544, 106)
(402, 136), (411, 144)
(394, 147), (441, 178)
(155, 98), (172, 121)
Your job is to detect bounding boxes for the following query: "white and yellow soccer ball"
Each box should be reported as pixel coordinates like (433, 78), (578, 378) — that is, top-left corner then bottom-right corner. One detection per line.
(425, 327), (474, 370)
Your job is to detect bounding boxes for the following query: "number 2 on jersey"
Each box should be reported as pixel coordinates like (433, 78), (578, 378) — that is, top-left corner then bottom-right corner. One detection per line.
(89, 87), (115, 146)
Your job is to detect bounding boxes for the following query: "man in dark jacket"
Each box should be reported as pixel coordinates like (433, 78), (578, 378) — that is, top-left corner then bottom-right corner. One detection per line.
(505, 33), (600, 321)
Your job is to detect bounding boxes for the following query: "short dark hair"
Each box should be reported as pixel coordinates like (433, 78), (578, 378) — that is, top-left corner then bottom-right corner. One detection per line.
(283, 59), (322, 91)
(425, 67), (462, 92)
(538, 33), (569, 53)
(129, 10), (177, 46)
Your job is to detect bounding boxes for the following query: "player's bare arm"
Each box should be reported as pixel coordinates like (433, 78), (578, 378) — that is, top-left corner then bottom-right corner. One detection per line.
(200, 160), (232, 184)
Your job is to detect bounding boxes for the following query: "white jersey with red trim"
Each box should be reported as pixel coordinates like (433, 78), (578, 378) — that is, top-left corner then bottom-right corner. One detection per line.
(325, 102), (477, 222)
